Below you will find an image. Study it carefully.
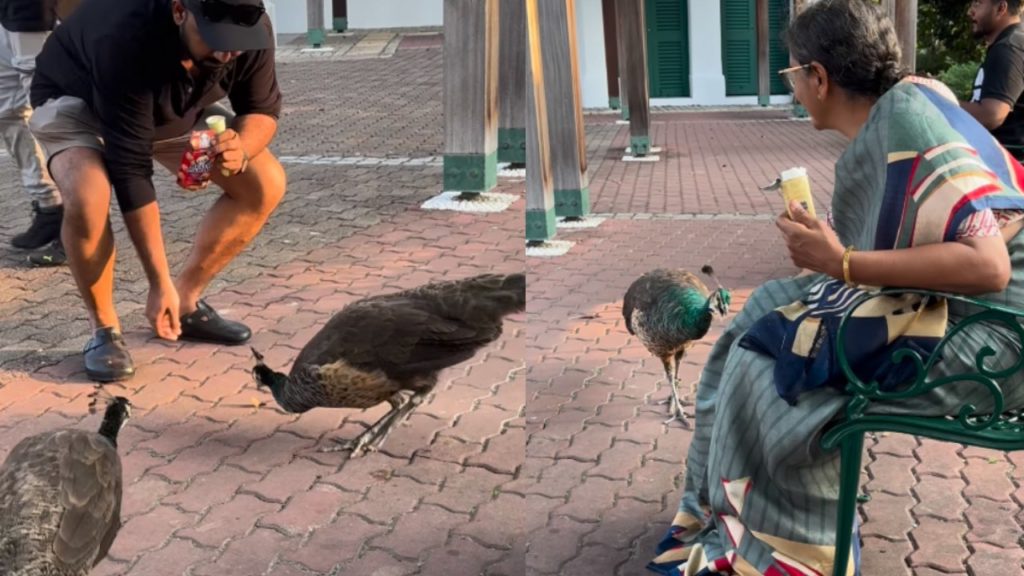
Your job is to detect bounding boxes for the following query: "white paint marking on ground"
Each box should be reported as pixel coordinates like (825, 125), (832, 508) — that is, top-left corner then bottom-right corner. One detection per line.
(278, 155), (443, 167)
(421, 191), (519, 213)
(557, 216), (606, 229)
(621, 154), (661, 163)
(624, 146), (663, 154)
(526, 240), (575, 257)
(594, 213), (775, 221)
(497, 162), (526, 179)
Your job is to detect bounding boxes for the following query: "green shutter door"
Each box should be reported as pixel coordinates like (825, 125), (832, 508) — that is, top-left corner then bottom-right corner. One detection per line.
(722, 0), (755, 96)
(722, 0), (791, 96)
(768, 0), (790, 95)
(645, 0), (690, 98)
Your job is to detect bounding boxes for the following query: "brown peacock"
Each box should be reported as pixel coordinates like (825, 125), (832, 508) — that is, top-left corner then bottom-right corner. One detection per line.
(0, 388), (130, 575)
(622, 265), (731, 425)
(250, 272), (526, 456)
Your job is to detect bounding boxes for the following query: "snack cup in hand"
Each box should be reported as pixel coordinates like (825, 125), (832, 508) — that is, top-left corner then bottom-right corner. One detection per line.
(206, 115), (227, 134)
(205, 115), (232, 177)
(780, 167), (816, 219)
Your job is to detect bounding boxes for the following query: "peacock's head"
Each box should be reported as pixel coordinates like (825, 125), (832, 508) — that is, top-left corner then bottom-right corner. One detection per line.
(250, 347), (287, 392)
(89, 386), (132, 445)
(700, 265), (731, 322)
(710, 288), (732, 319)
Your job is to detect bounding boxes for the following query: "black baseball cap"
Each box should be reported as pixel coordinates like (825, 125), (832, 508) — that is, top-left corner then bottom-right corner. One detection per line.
(185, 0), (273, 52)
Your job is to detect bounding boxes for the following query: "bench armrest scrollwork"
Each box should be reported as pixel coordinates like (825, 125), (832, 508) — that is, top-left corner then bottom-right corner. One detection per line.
(836, 288), (1024, 432)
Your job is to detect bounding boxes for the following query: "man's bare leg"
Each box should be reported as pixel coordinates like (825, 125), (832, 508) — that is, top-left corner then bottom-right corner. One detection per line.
(158, 150), (286, 314)
(48, 147), (119, 332)
(48, 146), (134, 381)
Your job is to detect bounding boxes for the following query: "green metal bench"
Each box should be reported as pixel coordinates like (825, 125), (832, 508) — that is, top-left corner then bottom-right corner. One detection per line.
(822, 288), (1024, 576)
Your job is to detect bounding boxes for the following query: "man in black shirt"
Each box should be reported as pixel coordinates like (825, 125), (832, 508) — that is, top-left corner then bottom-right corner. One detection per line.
(963, 0), (1024, 158)
(28, 0), (286, 382)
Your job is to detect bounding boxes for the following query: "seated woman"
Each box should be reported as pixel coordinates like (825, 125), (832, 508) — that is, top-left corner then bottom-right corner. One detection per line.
(648, 1), (1024, 575)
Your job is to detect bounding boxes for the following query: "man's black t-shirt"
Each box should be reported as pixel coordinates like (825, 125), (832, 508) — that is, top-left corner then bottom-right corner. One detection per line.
(972, 22), (1024, 155)
(30, 0), (282, 212)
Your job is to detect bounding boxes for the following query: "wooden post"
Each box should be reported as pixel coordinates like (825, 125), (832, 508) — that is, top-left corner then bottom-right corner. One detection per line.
(526, 0), (557, 242)
(618, 0), (650, 155)
(498, 0), (527, 167)
(615, 0), (630, 120)
(444, 0), (500, 195)
(602, 0), (621, 110)
(539, 0), (590, 218)
(791, 0), (807, 118)
(307, 0), (325, 47)
(894, 0), (917, 73)
(756, 0), (770, 106)
(332, 0), (347, 32)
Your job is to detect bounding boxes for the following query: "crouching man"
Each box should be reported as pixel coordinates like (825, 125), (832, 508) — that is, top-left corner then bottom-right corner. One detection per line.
(29, 0), (286, 382)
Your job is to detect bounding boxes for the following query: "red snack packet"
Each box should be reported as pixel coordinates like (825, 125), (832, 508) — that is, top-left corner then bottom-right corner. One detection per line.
(176, 129), (217, 190)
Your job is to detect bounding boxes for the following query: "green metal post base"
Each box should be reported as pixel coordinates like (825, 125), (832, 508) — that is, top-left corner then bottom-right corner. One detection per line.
(554, 188), (590, 218)
(793, 103), (809, 118)
(526, 209), (557, 242)
(629, 136), (650, 157)
(609, 96), (621, 110)
(333, 17), (348, 32)
(498, 128), (526, 165)
(307, 28), (326, 48)
(758, 94), (770, 107)
(443, 151), (498, 192)
(621, 105), (630, 121)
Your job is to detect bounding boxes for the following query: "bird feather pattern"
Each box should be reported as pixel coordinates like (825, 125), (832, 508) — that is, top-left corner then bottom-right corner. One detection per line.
(260, 273), (526, 415)
(0, 430), (122, 575)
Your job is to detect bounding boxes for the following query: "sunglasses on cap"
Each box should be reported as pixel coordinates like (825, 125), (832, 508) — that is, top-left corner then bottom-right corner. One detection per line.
(196, 0), (265, 27)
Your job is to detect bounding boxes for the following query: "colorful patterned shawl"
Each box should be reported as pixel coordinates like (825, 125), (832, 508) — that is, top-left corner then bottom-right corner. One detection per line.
(739, 78), (1024, 406)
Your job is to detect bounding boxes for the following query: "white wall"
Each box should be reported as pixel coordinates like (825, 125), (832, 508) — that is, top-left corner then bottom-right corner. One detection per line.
(576, 0), (610, 109)
(687, 0), (727, 105)
(270, 0), (333, 35)
(349, 0), (443, 29)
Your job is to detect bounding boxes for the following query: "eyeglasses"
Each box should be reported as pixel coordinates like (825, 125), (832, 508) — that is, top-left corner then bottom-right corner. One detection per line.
(198, 0), (265, 27)
(778, 64), (811, 91)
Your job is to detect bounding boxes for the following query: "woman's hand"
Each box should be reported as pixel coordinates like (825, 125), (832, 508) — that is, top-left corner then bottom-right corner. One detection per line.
(776, 201), (846, 278)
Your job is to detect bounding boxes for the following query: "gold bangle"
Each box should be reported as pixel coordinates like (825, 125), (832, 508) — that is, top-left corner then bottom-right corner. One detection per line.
(842, 245), (855, 286)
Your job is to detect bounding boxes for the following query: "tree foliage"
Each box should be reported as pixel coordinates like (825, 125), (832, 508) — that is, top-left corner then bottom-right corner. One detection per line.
(917, 0), (985, 74)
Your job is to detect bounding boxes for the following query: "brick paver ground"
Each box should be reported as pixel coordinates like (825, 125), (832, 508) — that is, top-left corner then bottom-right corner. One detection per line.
(585, 110), (846, 215)
(525, 110), (1024, 575)
(0, 33), (524, 575)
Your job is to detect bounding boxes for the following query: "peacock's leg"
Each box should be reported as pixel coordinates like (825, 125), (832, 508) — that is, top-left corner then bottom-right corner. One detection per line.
(321, 390), (428, 456)
(656, 356), (687, 425)
(664, 353), (690, 426)
(670, 351), (692, 426)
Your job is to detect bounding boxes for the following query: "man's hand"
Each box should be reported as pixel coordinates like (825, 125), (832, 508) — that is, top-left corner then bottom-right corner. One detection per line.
(776, 201), (846, 278)
(147, 281), (181, 341)
(212, 129), (249, 176)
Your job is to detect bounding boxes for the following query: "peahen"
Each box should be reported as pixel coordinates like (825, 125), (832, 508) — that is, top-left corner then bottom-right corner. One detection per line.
(622, 265), (731, 425)
(0, 388), (130, 575)
(250, 272), (526, 456)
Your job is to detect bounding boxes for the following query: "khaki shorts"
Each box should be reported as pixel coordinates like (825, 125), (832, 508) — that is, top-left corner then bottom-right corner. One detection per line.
(28, 94), (235, 173)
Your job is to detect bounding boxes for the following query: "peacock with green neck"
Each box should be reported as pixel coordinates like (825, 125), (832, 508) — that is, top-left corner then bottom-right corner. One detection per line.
(623, 265), (731, 424)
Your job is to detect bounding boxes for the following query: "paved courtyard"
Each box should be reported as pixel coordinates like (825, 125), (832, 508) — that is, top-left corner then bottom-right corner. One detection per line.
(0, 32), (524, 576)
(0, 24), (1020, 576)
(525, 109), (1024, 575)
